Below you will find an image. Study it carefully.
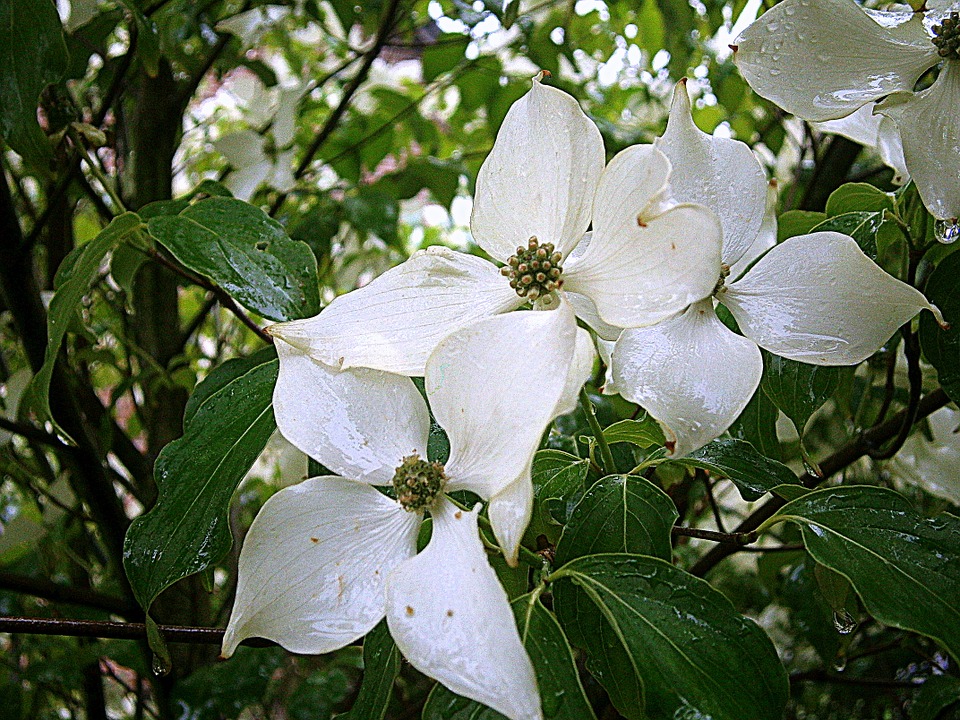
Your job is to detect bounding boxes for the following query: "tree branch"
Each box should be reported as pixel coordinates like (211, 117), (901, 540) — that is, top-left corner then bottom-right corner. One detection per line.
(269, 0), (405, 215)
(689, 387), (951, 577)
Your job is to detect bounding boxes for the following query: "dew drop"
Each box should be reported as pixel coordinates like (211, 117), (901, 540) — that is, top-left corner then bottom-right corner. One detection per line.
(152, 652), (172, 677)
(833, 651), (847, 672)
(833, 609), (858, 635)
(935, 218), (960, 244)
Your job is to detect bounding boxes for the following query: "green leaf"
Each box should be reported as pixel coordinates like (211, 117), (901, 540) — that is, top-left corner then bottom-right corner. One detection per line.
(920, 249), (960, 404)
(21, 212), (143, 429)
(147, 197), (320, 322)
(761, 351), (839, 435)
(771, 486), (960, 660)
(0, 0), (68, 166)
(343, 189), (400, 249)
(911, 675), (960, 720)
(123, 352), (279, 612)
(777, 210), (826, 243)
(825, 182), (894, 216)
(812, 211), (884, 259)
(336, 621), (400, 720)
(666, 438), (799, 502)
(531, 450), (589, 525)
(555, 475), (677, 567)
(422, 34), (469, 83)
(553, 554), (788, 720)
(729, 387), (782, 461)
(422, 595), (596, 720)
(601, 416), (665, 448)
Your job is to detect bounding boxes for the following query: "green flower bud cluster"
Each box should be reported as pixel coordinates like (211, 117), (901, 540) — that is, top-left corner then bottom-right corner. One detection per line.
(712, 263), (731, 296)
(392, 453), (447, 512)
(933, 12), (960, 60)
(501, 237), (564, 301)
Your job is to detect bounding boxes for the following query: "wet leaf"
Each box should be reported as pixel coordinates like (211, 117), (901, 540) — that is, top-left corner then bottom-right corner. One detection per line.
(760, 350), (839, 436)
(920, 249), (960, 404)
(147, 197), (320, 321)
(0, 0), (68, 166)
(666, 438), (799, 502)
(553, 554), (788, 720)
(531, 450), (589, 526)
(601, 416), (665, 448)
(336, 621), (400, 720)
(554, 475), (676, 566)
(22, 212), (143, 430)
(772, 485), (960, 660)
(123, 350), (278, 612)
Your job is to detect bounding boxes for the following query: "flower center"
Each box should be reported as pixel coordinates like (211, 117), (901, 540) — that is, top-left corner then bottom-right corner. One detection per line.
(392, 453), (447, 512)
(933, 12), (960, 60)
(500, 237), (564, 301)
(712, 263), (731, 295)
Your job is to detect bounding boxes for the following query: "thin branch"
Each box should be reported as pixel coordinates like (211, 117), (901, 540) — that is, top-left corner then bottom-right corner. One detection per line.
(790, 669), (920, 689)
(0, 573), (137, 617)
(0, 416), (71, 449)
(671, 526), (758, 545)
(144, 247), (272, 343)
(269, 0), (405, 215)
(690, 387), (951, 577)
(0, 616), (274, 647)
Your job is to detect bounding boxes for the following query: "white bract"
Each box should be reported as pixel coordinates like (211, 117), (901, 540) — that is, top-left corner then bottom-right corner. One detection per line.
(813, 105), (909, 185)
(894, 406), (960, 505)
(733, 0), (960, 222)
(222, 304), (594, 720)
(214, 80), (301, 201)
(267, 74), (722, 377)
(610, 82), (943, 457)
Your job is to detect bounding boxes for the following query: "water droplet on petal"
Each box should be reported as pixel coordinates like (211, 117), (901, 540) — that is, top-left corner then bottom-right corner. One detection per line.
(935, 218), (960, 244)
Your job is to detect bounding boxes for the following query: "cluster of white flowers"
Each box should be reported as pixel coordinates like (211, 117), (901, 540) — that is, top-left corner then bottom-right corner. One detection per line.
(220, 69), (941, 719)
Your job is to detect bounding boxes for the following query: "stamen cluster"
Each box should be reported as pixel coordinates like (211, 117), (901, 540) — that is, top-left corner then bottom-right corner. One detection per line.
(933, 12), (960, 60)
(392, 453), (447, 512)
(501, 237), (563, 301)
(712, 263), (731, 295)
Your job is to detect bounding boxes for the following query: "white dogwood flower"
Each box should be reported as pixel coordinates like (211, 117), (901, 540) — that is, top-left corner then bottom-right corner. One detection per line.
(610, 82), (943, 456)
(267, 74), (721, 377)
(222, 304), (594, 720)
(733, 0), (960, 222)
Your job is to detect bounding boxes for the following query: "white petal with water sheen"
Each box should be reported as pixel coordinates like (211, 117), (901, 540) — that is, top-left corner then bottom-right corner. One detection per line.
(878, 61), (960, 221)
(566, 291), (622, 341)
(269, 246), (521, 376)
(222, 477), (419, 657)
(655, 81), (768, 266)
(386, 501), (541, 720)
(429, 301), (578, 498)
(471, 78), (604, 260)
(273, 340), (429, 484)
(734, 0), (937, 122)
(611, 300), (763, 457)
(723, 232), (936, 364)
(487, 477), (534, 567)
(564, 145), (722, 328)
(814, 105), (909, 184)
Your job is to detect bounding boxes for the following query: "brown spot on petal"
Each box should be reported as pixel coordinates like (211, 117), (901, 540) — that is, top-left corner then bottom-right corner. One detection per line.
(637, 216), (648, 228)
(454, 511), (462, 519)
(406, 606), (415, 616)
(729, 44), (738, 52)
(310, 537), (319, 543)
(446, 610), (454, 617)
(665, 440), (676, 454)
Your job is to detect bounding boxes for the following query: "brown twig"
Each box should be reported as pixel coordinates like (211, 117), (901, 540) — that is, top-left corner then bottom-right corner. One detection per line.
(690, 388), (951, 577)
(269, 0), (404, 215)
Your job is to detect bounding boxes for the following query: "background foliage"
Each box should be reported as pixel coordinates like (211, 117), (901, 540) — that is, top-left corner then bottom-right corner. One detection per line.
(1, 0), (959, 718)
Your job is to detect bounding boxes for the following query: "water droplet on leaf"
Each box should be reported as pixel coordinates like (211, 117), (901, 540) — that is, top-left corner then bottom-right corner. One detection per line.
(935, 218), (960, 244)
(833, 608), (857, 635)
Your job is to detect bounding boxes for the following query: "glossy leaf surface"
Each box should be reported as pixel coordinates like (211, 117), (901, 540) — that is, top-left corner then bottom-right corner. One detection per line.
(123, 351), (278, 611)
(553, 554), (788, 720)
(773, 486), (960, 660)
(147, 197), (320, 321)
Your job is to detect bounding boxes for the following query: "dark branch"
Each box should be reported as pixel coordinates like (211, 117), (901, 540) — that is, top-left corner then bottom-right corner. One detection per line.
(690, 388), (951, 577)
